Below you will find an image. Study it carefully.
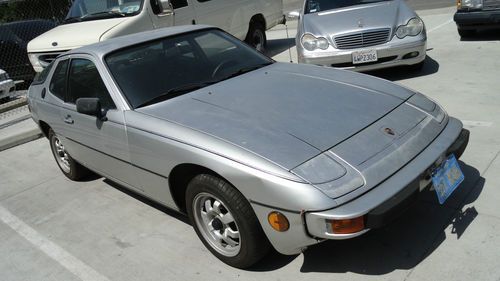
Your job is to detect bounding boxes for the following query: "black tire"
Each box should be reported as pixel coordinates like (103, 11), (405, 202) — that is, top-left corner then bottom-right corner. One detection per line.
(458, 28), (475, 38)
(186, 174), (271, 268)
(48, 129), (89, 181)
(245, 21), (267, 53)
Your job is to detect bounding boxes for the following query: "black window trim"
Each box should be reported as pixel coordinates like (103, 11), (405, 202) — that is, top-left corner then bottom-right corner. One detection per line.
(49, 56), (117, 109)
(48, 58), (70, 102)
(66, 57), (117, 109)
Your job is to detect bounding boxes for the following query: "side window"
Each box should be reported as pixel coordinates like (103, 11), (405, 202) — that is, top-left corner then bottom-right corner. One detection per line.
(151, 0), (187, 13)
(67, 59), (116, 109)
(171, 0), (188, 9)
(49, 59), (69, 101)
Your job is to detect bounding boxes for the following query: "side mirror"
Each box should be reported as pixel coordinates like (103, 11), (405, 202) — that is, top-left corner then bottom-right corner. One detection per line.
(287, 10), (300, 20)
(157, 0), (173, 15)
(76, 98), (108, 121)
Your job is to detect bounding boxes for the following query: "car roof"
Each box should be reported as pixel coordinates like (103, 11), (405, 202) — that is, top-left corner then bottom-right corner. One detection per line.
(64, 25), (216, 59)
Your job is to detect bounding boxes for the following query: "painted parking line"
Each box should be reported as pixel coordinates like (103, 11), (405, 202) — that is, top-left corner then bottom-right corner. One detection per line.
(427, 19), (454, 33)
(462, 120), (494, 128)
(0, 205), (110, 281)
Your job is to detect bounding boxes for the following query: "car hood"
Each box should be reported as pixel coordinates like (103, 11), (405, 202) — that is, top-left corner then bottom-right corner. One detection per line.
(302, 0), (412, 37)
(137, 63), (414, 170)
(27, 18), (126, 53)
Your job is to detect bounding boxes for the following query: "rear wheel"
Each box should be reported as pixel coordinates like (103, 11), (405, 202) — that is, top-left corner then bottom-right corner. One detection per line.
(49, 129), (89, 180)
(186, 174), (270, 268)
(245, 21), (267, 53)
(458, 28), (475, 38)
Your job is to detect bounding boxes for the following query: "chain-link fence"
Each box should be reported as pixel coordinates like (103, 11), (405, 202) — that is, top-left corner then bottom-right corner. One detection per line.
(0, 0), (71, 88)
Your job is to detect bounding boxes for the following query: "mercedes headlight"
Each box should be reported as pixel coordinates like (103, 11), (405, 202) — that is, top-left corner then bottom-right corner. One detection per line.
(396, 18), (424, 39)
(460, 0), (483, 8)
(301, 34), (329, 51)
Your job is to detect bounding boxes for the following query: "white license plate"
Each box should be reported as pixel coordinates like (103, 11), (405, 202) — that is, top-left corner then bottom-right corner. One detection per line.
(352, 50), (378, 64)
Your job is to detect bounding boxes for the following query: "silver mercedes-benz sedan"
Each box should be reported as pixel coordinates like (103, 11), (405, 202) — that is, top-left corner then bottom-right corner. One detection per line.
(28, 25), (468, 268)
(290, 0), (427, 71)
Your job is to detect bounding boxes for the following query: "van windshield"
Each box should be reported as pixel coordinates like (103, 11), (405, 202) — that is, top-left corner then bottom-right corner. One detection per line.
(64, 0), (143, 23)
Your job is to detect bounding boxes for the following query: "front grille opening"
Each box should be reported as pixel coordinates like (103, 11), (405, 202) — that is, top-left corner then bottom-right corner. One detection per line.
(334, 28), (391, 50)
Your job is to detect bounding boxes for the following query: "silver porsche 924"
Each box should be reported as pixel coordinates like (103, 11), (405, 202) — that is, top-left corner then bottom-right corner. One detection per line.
(289, 0), (427, 71)
(28, 25), (469, 268)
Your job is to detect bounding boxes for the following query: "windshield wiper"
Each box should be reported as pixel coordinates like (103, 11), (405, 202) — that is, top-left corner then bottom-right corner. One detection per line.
(219, 62), (273, 82)
(63, 17), (82, 23)
(136, 81), (218, 108)
(81, 10), (127, 19)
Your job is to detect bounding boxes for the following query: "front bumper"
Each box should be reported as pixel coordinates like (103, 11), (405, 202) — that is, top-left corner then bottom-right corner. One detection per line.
(253, 118), (468, 255)
(454, 10), (500, 30)
(298, 38), (427, 72)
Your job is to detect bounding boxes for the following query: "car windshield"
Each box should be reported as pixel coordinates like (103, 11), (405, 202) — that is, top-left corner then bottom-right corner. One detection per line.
(305, 0), (392, 14)
(64, 0), (143, 23)
(106, 29), (274, 109)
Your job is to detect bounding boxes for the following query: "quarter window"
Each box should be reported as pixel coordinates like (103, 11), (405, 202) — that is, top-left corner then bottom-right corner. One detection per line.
(49, 59), (69, 101)
(67, 59), (116, 109)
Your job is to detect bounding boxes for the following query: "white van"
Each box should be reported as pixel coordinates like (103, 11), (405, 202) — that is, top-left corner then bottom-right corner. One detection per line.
(28, 0), (284, 72)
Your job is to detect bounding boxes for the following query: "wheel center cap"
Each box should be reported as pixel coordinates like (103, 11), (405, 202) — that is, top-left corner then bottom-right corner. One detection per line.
(211, 218), (223, 231)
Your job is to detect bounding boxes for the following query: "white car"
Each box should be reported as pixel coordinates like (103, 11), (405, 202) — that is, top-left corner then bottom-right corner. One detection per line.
(27, 0), (284, 72)
(0, 69), (15, 102)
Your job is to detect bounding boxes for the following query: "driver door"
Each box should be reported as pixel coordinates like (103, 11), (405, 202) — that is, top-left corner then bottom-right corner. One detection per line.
(55, 56), (136, 190)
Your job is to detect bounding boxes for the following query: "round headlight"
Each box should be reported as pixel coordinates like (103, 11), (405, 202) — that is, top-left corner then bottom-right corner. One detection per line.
(301, 34), (318, 51)
(396, 17), (424, 39)
(461, 0), (483, 8)
(301, 34), (329, 51)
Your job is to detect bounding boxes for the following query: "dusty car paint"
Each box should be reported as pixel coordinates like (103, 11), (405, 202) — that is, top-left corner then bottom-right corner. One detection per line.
(28, 25), (467, 259)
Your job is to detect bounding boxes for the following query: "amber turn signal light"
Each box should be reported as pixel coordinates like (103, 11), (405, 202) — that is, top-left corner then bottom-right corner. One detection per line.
(329, 216), (365, 234)
(268, 211), (289, 232)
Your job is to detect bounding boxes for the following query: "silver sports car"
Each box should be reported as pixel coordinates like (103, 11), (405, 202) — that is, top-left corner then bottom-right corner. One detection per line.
(290, 0), (427, 71)
(28, 25), (468, 268)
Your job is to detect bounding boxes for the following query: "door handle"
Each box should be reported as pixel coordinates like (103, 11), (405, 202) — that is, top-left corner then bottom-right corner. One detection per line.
(64, 115), (74, 124)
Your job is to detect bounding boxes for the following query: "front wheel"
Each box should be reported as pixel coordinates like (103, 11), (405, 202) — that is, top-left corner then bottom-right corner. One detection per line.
(245, 22), (267, 53)
(186, 174), (270, 268)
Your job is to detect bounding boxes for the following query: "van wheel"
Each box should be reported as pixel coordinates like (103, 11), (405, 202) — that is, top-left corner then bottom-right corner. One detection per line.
(48, 129), (89, 181)
(186, 174), (270, 268)
(245, 22), (267, 53)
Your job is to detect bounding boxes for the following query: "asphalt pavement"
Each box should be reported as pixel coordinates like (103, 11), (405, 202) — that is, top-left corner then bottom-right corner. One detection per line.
(1, 5), (500, 281)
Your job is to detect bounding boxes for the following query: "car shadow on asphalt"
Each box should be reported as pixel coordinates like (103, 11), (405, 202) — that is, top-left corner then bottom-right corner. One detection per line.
(250, 161), (484, 273)
(265, 38), (296, 59)
(366, 55), (440, 82)
(460, 29), (500, 42)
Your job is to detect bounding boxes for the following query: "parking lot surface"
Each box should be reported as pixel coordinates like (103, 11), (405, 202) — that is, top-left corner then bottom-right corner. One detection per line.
(1, 6), (500, 281)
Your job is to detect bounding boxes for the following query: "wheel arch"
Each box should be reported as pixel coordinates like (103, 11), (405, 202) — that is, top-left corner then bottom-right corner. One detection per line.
(249, 13), (267, 30)
(169, 163), (237, 214)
